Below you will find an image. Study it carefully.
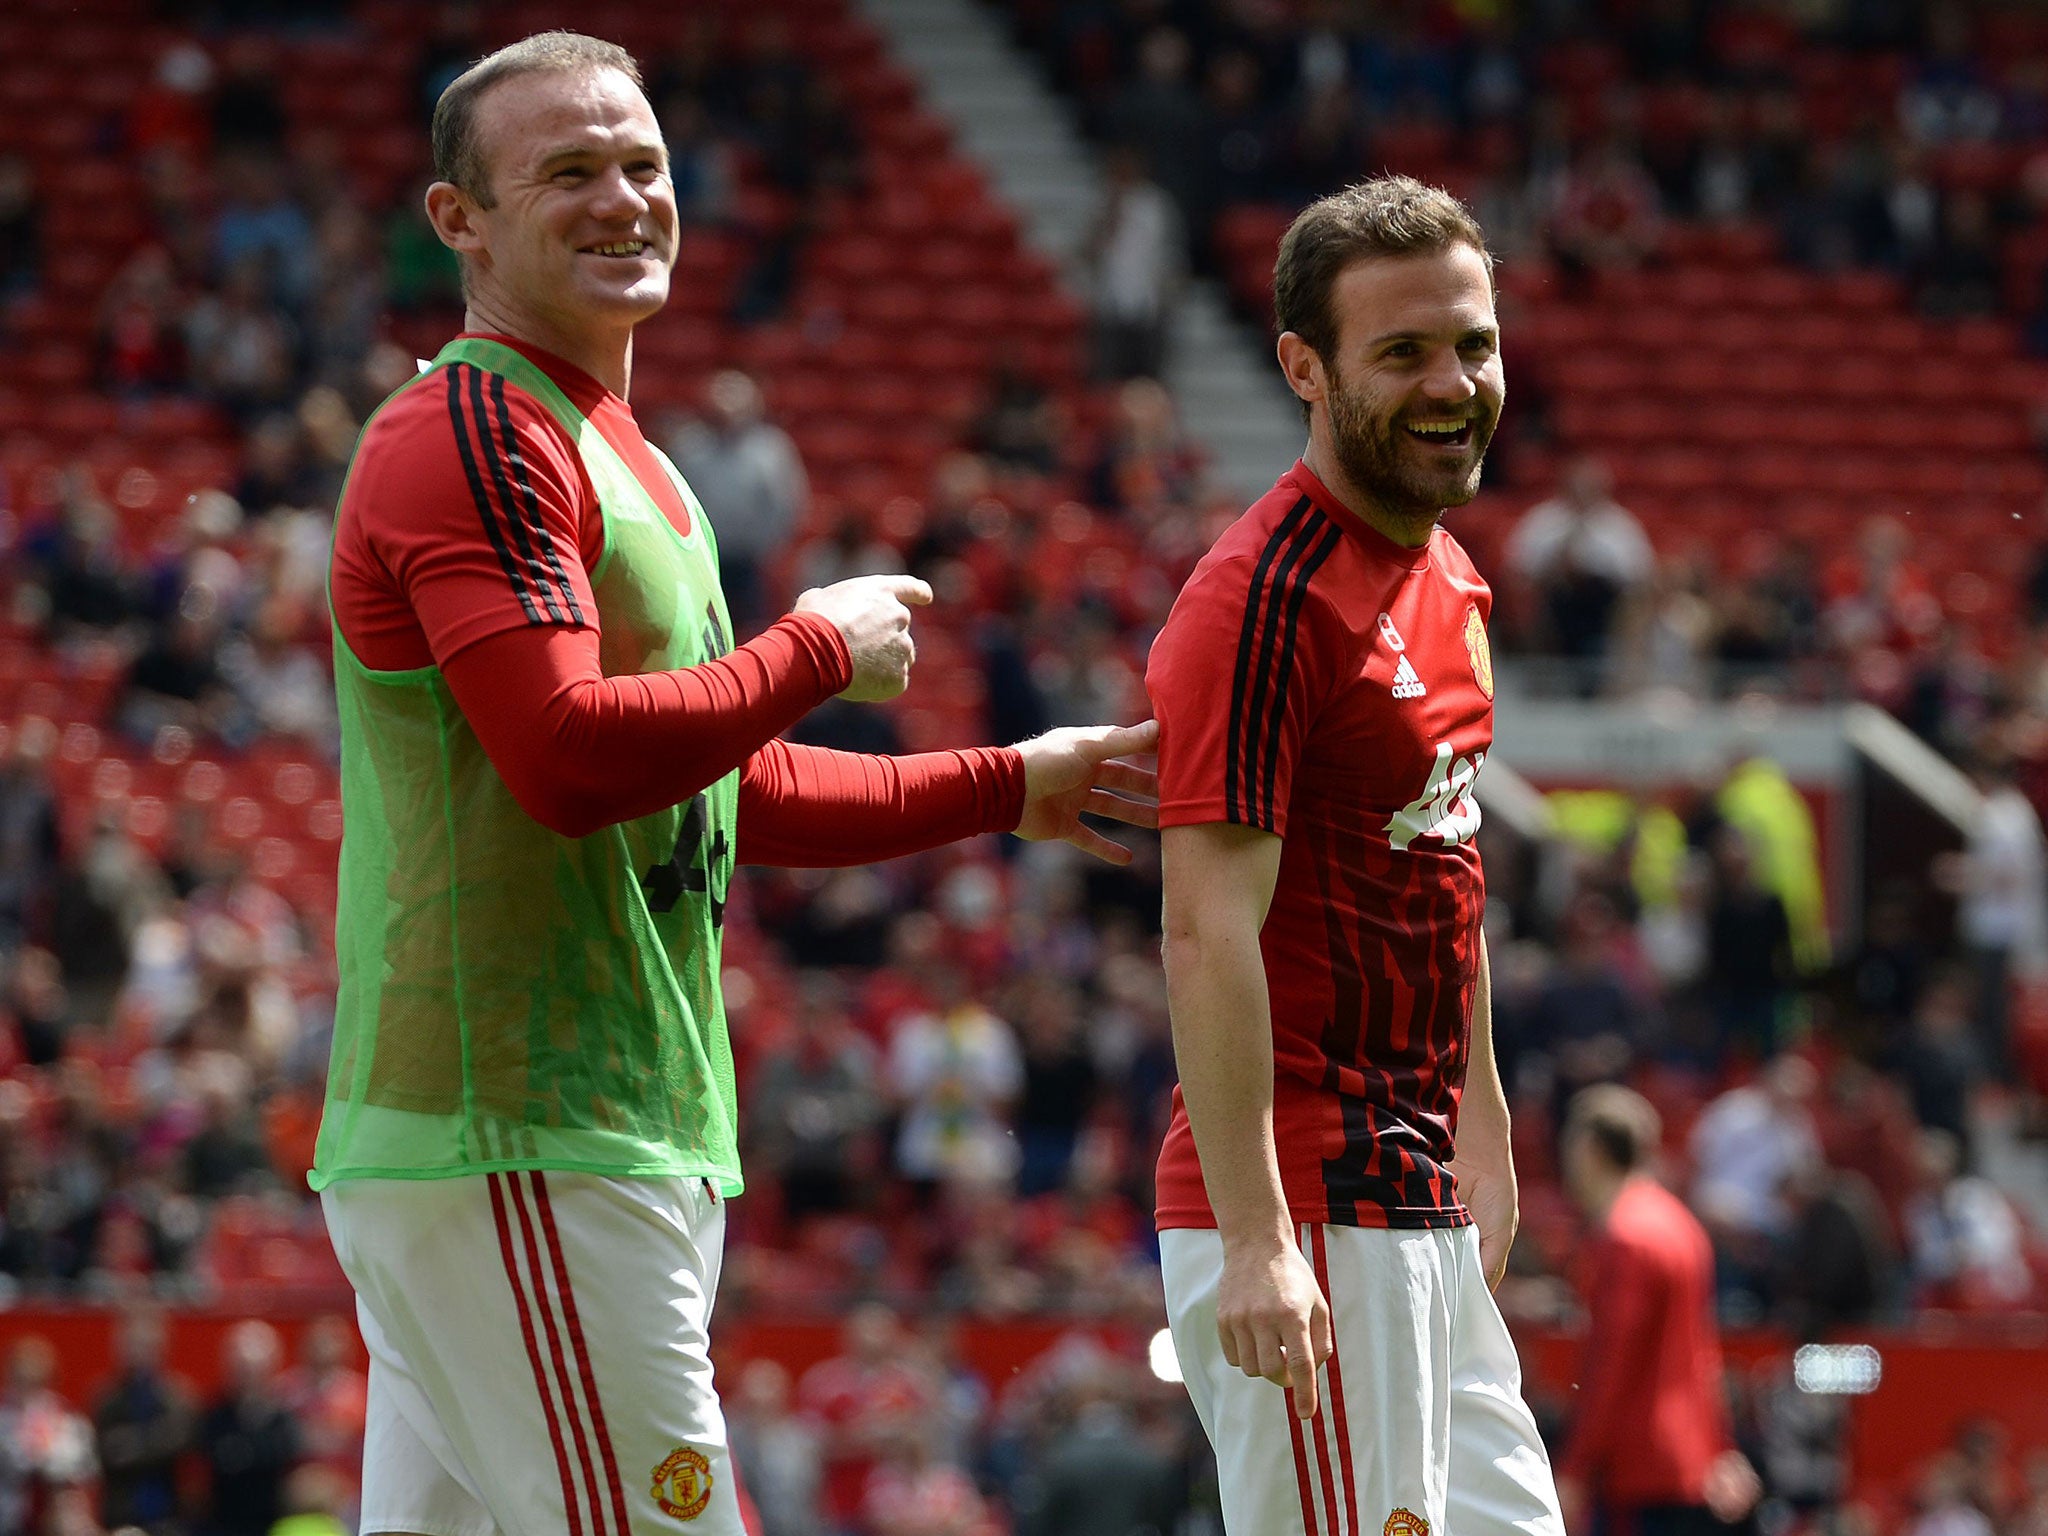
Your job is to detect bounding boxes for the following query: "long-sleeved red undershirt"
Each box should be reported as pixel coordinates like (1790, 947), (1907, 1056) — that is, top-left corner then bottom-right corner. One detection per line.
(440, 619), (1025, 860)
(328, 331), (1025, 859)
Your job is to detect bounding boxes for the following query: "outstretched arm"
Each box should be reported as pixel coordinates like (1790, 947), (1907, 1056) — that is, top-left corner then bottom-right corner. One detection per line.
(737, 721), (1158, 868)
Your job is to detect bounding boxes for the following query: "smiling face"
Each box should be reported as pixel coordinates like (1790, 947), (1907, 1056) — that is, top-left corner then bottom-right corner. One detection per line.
(1283, 243), (1503, 538)
(449, 64), (677, 348)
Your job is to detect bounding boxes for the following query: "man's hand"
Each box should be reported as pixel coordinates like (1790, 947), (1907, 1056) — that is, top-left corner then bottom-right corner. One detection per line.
(1450, 1129), (1519, 1291)
(1703, 1450), (1763, 1523)
(1218, 1236), (1332, 1420)
(1013, 720), (1160, 864)
(1556, 1473), (1590, 1535)
(793, 576), (932, 702)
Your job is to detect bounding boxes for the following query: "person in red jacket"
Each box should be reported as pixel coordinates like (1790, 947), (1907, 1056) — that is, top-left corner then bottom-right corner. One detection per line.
(1558, 1085), (1762, 1536)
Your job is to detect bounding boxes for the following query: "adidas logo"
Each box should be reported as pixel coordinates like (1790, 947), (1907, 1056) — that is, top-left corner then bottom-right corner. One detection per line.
(1391, 655), (1428, 700)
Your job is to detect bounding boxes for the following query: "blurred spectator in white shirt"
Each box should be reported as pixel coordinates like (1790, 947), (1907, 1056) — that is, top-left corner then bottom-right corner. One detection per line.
(1084, 146), (1184, 382)
(663, 370), (808, 636)
(1937, 749), (2048, 1075)
(1507, 457), (1655, 687)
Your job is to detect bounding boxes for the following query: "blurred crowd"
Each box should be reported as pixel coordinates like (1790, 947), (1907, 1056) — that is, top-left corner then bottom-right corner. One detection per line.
(1012, 0), (2048, 332)
(4, 1), (2048, 1533)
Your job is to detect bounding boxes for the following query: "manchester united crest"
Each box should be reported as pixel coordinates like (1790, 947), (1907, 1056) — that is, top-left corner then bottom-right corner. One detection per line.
(652, 1445), (713, 1521)
(1385, 1508), (1431, 1536)
(1463, 604), (1493, 700)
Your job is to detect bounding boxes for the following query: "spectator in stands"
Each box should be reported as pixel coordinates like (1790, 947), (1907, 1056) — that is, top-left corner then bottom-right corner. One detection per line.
(33, 483), (143, 641)
(1506, 457), (1656, 689)
(660, 94), (737, 227)
(209, 37), (288, 158)
(1016, 1360), (1179, 1536)
(279, 1316), (366, 1503)
(1891, 969), (1983, 1156)
(1690, 1054), (1823, 1315)
(1551, 134), (1664, 280)
(663, 370), (809, 636)
(220, 594), (338, 756)
(91, 1305), (196, 1534)
(1105, 28), (1207, 239)
(119, 594), (240, 749)
(303, 202), (386, 387)
(0, 1340), (94, 1527)
(1904, 1127), (2035, 1309)
(1087, 377), (1197, 516)
(184, 257), (300, 423)
(746, 971), (884, 1219)
(1556, 1085), (1761, 1536)
(970, 347), (1061, 476)
(1908, 1454), (1997, 1536)
(1083, 146), (1184, 382)
(211, 155), (314, 312)
(128, 42), (214, 164)
(1776, 1157), (1897, 1338)
(0, 720), (60, 957)
(196, 1320), (299, 1536)
(727, 1359), (824, 1536)
(1010, 975), (1097, 1197)
(1937, 749), (2048, 1076)
(1522, 890), (1650, 1127)
(95, 246), (188, 397)
(1915, 191), (2004, 318)
(0, 154), (38, 300)
(799, 1306), (936, 1535)
(2, 946), (71, 1072)
(1703, 826), (1796, 1055)
(859, 1409), (997, 1536)
(887, 961), (1024, 1188)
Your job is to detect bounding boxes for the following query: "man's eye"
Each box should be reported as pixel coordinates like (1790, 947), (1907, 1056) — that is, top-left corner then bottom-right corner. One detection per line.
(553, 167), (589, 182)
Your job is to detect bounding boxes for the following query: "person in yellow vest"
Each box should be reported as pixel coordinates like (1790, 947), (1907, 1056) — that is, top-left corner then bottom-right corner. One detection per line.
(312, 32), (1157, 1536)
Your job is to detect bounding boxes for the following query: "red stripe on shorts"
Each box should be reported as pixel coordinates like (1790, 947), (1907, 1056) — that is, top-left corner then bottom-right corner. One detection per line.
(508, 1169), (608, 1535)
(1303, 1225), (1346, 1536)
(533, 1171), (635, 1536)
(1287, 1392), (1323, 1535)
(1309, 1224), (1360, 1536)
(489, 1172), (589, 1536)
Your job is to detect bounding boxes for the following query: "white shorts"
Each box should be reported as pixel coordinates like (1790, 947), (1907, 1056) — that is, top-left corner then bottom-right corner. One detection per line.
(1160, 1222), (1563, 1536)
(322, 1171), (743, 1536)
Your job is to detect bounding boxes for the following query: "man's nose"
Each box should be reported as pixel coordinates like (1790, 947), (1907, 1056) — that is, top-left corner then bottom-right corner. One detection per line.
(1421, 349), (1479, 400)
(589, 166), (650, 218)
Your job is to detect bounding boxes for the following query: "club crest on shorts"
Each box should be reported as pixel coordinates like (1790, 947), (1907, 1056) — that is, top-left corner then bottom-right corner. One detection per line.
(1463, 604), (1493, 700)
(1385, 1507), (1430, 1536)
(652, 1445), (713, 1521)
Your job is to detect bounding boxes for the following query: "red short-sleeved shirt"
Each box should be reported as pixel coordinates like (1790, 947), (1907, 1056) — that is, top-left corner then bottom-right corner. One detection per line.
(331, 334), (689, 671)
(1148, 461), (1494, 1231)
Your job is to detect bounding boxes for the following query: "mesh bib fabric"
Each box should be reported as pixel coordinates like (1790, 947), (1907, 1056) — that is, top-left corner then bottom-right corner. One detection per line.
(310, 337), (742, 1193)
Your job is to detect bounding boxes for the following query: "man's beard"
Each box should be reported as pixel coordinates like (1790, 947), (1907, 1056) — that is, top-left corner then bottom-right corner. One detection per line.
(1325, 366), (1498, 523)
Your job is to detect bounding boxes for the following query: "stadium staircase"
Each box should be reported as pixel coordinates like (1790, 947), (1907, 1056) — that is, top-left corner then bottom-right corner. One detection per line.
(858, 0), (1306, 497)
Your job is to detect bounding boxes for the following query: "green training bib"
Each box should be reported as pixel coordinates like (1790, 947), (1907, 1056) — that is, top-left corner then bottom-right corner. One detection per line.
(311, 337), (743, 1194)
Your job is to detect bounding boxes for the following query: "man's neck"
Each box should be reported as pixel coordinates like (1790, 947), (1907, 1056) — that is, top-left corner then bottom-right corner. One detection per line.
(1583, 1168), (1638, 1227)
(1301, 438), (1439, 549)
(462, 300), (634, 399)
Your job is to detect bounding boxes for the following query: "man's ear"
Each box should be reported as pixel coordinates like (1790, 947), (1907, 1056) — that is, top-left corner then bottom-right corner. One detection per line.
(424, 181), (487, 259)
(1276, 331), (1326, 410)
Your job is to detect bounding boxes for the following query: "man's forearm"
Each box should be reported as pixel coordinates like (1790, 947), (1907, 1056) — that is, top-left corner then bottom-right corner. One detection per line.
(1166, 922), (1293, 1249)
(1459, 933), (1511, 1147)
(734, 738), (1025, 866)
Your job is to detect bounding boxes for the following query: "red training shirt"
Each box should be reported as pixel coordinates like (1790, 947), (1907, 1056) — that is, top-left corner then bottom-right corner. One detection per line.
(330, 334), (1022, 856)
(1148, 460), (1493, 1231)
(1562, 1177), (1733, 1509)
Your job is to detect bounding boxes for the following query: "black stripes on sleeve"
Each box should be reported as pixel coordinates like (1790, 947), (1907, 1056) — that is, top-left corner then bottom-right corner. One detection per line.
(1222, 498), (1342, 831)
(445, 362), (586, 626)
